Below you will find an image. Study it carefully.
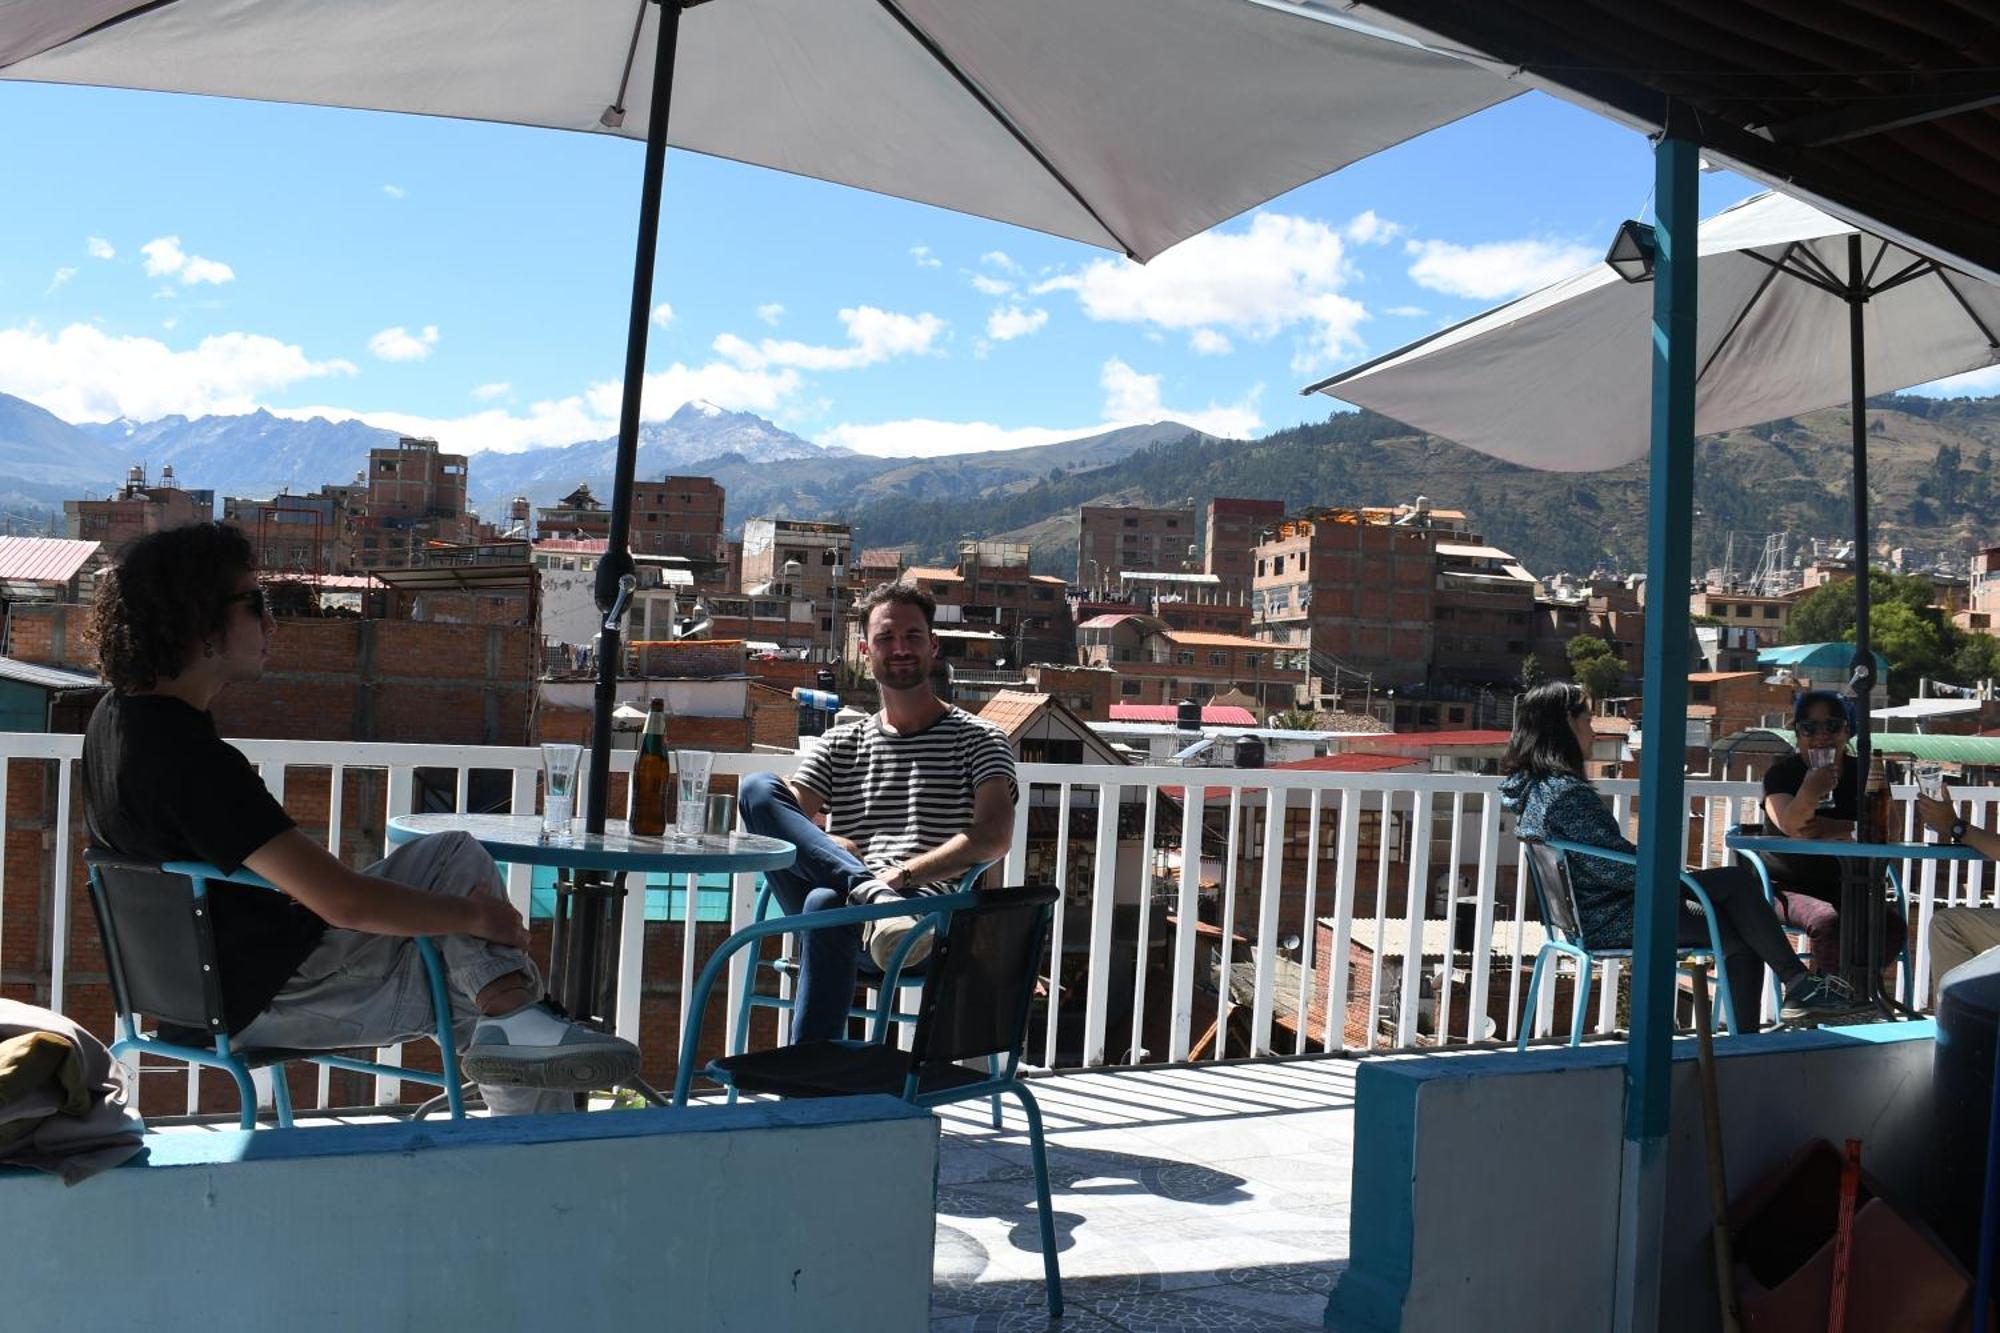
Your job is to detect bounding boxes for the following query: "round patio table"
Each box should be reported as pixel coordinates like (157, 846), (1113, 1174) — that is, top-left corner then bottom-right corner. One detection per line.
(1725, 829), (1983, 1013)
(388, 813), (794, 1068)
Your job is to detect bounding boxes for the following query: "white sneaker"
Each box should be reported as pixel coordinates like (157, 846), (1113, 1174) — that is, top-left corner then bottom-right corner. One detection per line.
(850, 879), (932, 971)
(459, 1002), (641, 1090)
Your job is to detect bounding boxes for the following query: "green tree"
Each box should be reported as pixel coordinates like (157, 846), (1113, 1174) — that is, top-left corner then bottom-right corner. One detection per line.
(1784, 568), (1984, 698)
(1565, 634), (1624, 700)
(1519, 653), (1545, 690)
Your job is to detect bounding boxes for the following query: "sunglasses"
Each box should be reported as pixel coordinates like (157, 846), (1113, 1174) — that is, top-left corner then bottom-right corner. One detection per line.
(1567, 700), (1591, 717)
(1796, 718), (1846, 737)
(224, 589), (268, 618)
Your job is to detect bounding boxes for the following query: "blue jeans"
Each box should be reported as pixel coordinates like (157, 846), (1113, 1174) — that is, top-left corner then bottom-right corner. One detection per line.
(739, 772), (877, 1043)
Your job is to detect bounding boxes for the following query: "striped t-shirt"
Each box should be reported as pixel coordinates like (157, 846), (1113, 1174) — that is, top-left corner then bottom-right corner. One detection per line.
(793, 706), (1017, 887)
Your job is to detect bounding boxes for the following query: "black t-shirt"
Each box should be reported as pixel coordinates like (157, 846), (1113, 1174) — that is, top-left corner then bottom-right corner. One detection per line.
(83, 692), (324, 1034)
(1757, 752), (1859, 897)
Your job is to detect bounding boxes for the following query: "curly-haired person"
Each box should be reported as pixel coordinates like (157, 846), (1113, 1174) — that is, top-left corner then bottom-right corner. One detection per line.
(83, 522), (638, 1111)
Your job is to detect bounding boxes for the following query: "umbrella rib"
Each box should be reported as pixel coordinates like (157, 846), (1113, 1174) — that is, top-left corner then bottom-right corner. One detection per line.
(1933, 269), (2000, 349)
(0, 0), (180, 72)
(1696, 249), (1790, 386)
(1867, 258), (1940, 299)
(1861, 236), (1893, 289)
(1741, 247), (1845, 301)
(1788, 241), (1849, 294)
(871, 0), (1139, 260)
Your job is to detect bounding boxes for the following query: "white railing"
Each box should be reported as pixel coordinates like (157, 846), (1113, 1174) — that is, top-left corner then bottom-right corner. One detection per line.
(3, 733), (1982, 1118)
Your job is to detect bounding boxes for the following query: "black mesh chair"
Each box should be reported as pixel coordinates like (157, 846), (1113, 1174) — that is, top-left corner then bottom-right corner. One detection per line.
(673, 884), (1063, 1318)
(85, 851), (467, 1128)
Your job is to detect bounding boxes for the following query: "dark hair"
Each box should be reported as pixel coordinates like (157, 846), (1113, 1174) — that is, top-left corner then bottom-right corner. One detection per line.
(1791, 688), (1856, 731)
(89, 522), (257, 692)
(856, 579), (936, 635)
(1501, 681), (1589, 779)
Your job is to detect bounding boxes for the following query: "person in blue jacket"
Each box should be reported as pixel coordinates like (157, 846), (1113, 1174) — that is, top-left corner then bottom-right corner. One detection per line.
(1498, 681), (1855, 1024)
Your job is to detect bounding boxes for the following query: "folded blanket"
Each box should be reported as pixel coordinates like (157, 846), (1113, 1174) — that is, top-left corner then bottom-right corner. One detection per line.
(0, 1000), (144, 1185)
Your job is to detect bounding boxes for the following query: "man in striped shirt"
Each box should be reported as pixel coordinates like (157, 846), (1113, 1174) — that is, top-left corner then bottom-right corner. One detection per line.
(740, 580), (1016, 1043)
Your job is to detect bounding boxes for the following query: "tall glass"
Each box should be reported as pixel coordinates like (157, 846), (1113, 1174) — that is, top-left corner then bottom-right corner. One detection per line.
(674, 750), (713, 840)
(541, 742), (583, 844)
(1914, 761), (1946, 801)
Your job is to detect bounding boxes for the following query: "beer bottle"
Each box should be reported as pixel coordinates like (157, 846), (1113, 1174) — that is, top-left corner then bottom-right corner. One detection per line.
(1861, 751), (1891, 844)
(629, 698), (673, 836)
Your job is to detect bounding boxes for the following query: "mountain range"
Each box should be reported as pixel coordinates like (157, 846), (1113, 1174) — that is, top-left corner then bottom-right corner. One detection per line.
(3, 388), (1999, 581)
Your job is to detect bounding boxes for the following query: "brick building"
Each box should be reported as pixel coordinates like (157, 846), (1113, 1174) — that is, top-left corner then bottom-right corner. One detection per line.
(64, 464), (209, 551)
(1075, 612), (1306, 710)
(1429, 542), (1538, 688)
(741, 518), (851, 661)
(536, 483), (611, 543)
(1689, 583), (1794, 640)
(224, 489), (354, 578)
(1077, 503), (1198, 597)
(891, 540), (1071, 668)
(1250, 502), (1478, 689)
(1204, 496), (1285, 603)
(628, 475), (730, 591)
(350, 437), (481, 571)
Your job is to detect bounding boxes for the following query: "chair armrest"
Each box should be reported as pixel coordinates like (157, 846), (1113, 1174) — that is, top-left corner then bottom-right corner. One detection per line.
(670, 889), (979, 1106)
(161, 861), (279, 891)
(1544, 838), (1719, 910)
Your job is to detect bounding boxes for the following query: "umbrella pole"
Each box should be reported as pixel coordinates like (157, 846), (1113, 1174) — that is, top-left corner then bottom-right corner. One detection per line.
(559, 1), (683, 1030)
(1847, 234), (1875, 806)
(588, 0), (685, 834)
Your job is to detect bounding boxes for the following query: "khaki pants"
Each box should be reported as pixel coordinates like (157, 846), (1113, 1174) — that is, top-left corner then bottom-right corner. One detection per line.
(1928, 906), (2000, 990)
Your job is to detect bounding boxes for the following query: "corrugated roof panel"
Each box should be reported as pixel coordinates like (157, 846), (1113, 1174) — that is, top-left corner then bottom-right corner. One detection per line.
(0, 537), (100, 585)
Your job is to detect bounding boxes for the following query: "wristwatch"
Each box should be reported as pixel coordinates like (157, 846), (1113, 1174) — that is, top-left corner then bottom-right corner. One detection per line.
(1951, 819), (1969, 846)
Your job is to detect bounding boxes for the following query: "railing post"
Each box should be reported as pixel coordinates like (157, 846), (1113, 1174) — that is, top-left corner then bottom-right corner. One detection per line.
(1169, 784), (1204, 1062)
(1250, 782), (1288, 1056)
(1081, 782), (1121, 1067)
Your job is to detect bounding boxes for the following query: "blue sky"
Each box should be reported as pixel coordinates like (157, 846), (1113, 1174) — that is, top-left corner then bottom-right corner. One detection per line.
(1, 77), (1991, 461)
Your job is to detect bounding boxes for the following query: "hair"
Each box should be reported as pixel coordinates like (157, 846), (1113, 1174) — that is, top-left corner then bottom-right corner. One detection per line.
(856, 579), (936, 635)
(1501, 681), (1589, 779)
(1791, 688), (1856, 731)
(89, 522), (257, 692)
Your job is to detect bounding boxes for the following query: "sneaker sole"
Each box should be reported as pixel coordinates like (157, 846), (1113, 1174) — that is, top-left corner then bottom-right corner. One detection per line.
(460, 1046), (643, 1091)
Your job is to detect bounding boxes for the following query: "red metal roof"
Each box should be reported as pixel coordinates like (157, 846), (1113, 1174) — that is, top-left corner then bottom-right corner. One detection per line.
(533, 537), (608, 553)
(1110, 703), (1257, 726)
(1076, 613), (1138, 630)
(0, 537), (99, 586)
(1349, 729), (1511, 749)
(1271, 753), (1424, 772)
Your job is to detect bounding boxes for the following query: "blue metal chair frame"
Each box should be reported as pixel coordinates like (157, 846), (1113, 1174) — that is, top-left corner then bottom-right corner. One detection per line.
(1516, 837), (1741, 1051)
(674, 887), (1062, 1318)
(1723, 826), (1914, 1012)
(86, 856), (466, 1128)
(730, 862), (1002, 1124)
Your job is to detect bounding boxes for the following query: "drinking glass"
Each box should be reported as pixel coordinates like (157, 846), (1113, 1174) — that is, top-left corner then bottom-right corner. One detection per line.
(675, 750), (713, 839)
(1806, 746), (1839, 771)
(540, 742), (582, 844)
(1914, 761), (1946, 801)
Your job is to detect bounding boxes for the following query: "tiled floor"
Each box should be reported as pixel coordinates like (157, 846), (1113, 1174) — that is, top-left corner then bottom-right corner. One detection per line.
(927, 1056), (1356, 1331)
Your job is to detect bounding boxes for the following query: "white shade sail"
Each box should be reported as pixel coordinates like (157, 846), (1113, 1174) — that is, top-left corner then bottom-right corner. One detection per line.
(0, 0), (1515, 262)
(1304, 191), (2000, 471)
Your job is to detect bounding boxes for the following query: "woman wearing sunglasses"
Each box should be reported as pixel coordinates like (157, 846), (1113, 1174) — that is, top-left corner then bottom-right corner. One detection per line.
(1759, 689), (1909, 979)
(1500, 682), (1853, 1024)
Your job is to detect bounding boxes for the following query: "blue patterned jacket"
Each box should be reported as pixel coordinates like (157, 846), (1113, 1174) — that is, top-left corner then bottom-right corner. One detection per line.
(1498, 770), (1638, 949)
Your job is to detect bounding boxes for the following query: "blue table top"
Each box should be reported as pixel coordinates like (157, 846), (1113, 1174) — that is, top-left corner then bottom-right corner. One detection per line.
(387, 813), (795, 874)
(1725, 830), (1985, 863)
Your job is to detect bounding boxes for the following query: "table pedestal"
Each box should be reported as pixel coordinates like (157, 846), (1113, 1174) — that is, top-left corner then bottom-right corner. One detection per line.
(548, 869), (626, 1029)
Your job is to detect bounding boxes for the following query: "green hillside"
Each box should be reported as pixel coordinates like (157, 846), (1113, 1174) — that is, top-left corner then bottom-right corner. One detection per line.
(846, 394), (2000, 579)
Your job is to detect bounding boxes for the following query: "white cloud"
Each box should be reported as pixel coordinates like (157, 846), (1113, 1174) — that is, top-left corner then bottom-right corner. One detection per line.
(1099, 357), (1261, 438)
(85, 237), (115, 260)
(140, 235), (235, 286)
(714, 305), (946, 372)
(382, 184), (406, 199)
(756, 302), (785, 326)
(1033, 211), (1366, 374)
(970, 274), (1015, 297)
(980, 251), (1021, 273)
(161, 316), (177, 331)
(827, 356), (1262, 459)
(368, 324), (440, 361)
(1912, 363), (2000, 397)
(986, 306), (1048, 342)
(1344, 211), (1404, 246)
(1189, 328), (1233, 356)
(471, 381), (512, 401)
(1383, 304), (1429, 318)
(651, 302), (674, 328)
(0, 322), (356, 422)
(1404, 236), (1597, 301)
(909, 245), (942, 269)
(274, 397), (608, 457)
(45, 267), (76, 295)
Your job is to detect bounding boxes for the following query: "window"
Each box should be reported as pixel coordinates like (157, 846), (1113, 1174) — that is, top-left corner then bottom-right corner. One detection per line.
(1257, 558), (1268, 576)
(1033, 587), (1054, 601)
(1166, 518), (1178, 529)
(1764, 605), (1780, 619)
(1210, 652), (1226, 666)
(1692, 684), (1713, 702)
(822, 550), (838, 565)
(1121, 679), (1142, 696)
(1177, 651), (1195, 665)
(1272, 555), (1285, 575)
(820, 617), (833, 632)
(1123, 517), (1138, 528)
(1245, 654), (1262, 670)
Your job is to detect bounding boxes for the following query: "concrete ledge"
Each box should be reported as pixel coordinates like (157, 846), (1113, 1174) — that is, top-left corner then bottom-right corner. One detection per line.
(1326, 1022), (1936, 1332)
(13, 1096), (939, 1332)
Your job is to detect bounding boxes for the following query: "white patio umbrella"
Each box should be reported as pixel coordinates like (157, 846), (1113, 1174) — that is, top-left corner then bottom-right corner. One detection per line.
(1304, 189), (2000, 816)
(4, 0), (1514, 1024)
